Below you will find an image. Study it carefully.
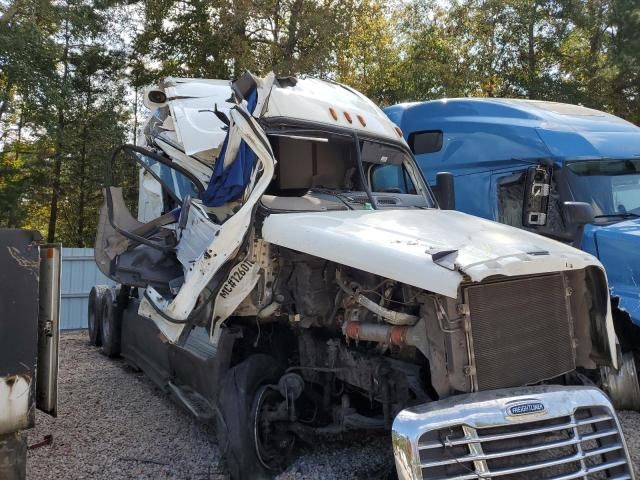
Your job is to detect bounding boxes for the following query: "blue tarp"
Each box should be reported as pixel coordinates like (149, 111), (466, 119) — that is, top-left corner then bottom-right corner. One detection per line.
(201, 89), (258, 207)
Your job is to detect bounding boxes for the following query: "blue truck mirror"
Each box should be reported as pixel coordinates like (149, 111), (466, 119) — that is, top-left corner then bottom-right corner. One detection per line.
(435, 172), (455, 210)
(563, 201), (595, 226)
(563, 201), (594, 249)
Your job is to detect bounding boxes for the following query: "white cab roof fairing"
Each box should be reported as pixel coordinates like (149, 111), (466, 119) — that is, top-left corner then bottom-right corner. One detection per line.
(263, 77), (404, 144)
(262, 208), (603, 299)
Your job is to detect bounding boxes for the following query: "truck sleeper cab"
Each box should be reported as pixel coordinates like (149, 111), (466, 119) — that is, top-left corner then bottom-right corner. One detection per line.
(90, 74), (635, 479)
(384, 99), (640, 410)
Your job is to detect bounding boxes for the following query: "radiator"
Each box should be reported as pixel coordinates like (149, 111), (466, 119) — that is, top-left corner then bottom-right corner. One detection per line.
(464, 273), (576, 391)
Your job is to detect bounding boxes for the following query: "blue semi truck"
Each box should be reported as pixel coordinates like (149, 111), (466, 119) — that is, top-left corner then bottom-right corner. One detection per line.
(384, 99), (640, 354)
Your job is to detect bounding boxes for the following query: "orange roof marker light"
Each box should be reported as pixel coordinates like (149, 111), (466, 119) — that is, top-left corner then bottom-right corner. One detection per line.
(343, 111), (353, 123)
(357, 115), (366, 127)
(329, 107), (338, 121)
(394, 126), (403, 137)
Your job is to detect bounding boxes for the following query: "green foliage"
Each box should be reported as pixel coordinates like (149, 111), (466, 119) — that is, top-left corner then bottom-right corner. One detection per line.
(1, 0), (639, 245)
(0, 0), (129, 245)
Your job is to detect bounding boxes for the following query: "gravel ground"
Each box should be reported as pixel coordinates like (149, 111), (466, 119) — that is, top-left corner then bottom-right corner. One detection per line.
(27, 331), (640, 479)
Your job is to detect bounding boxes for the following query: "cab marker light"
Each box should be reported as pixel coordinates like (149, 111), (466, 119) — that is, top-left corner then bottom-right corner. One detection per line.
(357, 115), (366, 127)
(329, 107), (338, 120)
(344, 111), (353, 123)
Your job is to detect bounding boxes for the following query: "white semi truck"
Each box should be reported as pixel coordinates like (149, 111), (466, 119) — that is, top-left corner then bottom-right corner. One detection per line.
(89, 72), (636, 479)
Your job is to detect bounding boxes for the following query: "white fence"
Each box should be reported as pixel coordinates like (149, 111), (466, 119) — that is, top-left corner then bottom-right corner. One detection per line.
(60, 248), (113, 330)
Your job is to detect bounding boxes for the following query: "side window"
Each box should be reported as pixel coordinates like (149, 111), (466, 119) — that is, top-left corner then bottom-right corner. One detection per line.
(408, 130), (443, 155)
(133, 152), (200, 201)
(371, 164), (417, 194)
(612, 176), (640, 212)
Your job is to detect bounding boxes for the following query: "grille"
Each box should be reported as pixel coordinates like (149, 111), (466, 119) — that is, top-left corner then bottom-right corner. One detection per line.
(465, 274), (575, 391)
(418, 406), (632, 480)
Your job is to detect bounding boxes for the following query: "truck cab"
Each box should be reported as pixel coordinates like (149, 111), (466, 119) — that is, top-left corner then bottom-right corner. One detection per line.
(385, 99), (640, 354)
(90, 75), (636, 479)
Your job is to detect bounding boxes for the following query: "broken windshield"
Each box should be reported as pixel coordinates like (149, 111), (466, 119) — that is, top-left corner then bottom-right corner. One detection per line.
(565, 159), (640, 220)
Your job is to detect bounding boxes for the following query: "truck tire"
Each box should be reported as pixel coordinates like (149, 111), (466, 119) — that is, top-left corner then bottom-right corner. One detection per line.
(216, 354), (288, 480)
(87, 285), (108, 346)
(100, 287), (121, 357)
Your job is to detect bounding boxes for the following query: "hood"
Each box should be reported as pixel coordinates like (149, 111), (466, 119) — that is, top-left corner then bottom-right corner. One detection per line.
(262, 209), (602, 299)
(589, 218), (640, 325)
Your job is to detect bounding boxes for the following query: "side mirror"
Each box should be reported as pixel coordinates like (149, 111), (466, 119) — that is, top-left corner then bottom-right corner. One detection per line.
(563, 201), (594, 248)
(563, 201), (594, 226)
(435, 172), (455, 210)
(522, 165), (552, 227)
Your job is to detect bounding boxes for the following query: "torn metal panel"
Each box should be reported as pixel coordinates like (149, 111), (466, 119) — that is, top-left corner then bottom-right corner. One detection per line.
(138, 104), (276, 335)
(161, 78), (233, 156)
(585, 218), (640, 327)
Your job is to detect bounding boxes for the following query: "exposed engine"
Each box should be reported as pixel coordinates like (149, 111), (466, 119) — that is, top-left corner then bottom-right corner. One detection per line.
(226, 244), (614, 435)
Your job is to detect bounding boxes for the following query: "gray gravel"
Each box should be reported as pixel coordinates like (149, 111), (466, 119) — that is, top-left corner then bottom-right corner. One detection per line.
(27, 332), (224, 480)
(27, 331), (640, 479)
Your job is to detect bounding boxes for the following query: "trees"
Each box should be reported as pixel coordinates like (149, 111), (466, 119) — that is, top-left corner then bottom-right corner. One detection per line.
(0, 0), (128, 245)
(390, 0), (639, 122)
(131, 0), (356, 86)
(334, 0), (402, 105)
(0, 0), (638, 244)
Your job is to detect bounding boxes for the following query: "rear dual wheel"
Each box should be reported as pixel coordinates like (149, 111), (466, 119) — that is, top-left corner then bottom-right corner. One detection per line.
(87, 285), (108, 346)
(100, 287), (122, 357)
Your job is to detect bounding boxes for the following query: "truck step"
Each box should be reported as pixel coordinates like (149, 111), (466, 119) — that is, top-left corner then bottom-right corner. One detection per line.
(167, 382), (215, 422)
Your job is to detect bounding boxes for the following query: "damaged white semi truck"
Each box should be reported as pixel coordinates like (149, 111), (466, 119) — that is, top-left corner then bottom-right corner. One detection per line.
(89, 72), (637, 479)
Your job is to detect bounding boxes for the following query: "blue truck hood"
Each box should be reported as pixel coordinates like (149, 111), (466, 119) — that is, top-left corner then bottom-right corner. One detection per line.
(584, 218), (640, 325)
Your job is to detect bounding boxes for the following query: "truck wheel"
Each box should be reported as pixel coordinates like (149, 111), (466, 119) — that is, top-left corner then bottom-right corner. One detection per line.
(216, 354), (293, 480)
(87, 285), (108, 346)
(100, 287), (121, 357)
(602, 351), (640, 411)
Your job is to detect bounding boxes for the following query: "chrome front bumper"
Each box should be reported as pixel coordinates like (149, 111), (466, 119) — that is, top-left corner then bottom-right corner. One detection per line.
(392, 385), (635, 480)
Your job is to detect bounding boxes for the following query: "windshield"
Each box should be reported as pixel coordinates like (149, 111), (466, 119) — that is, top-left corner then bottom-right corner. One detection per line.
(565, 159), (640, 219)
(264, 129), (435, 210)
